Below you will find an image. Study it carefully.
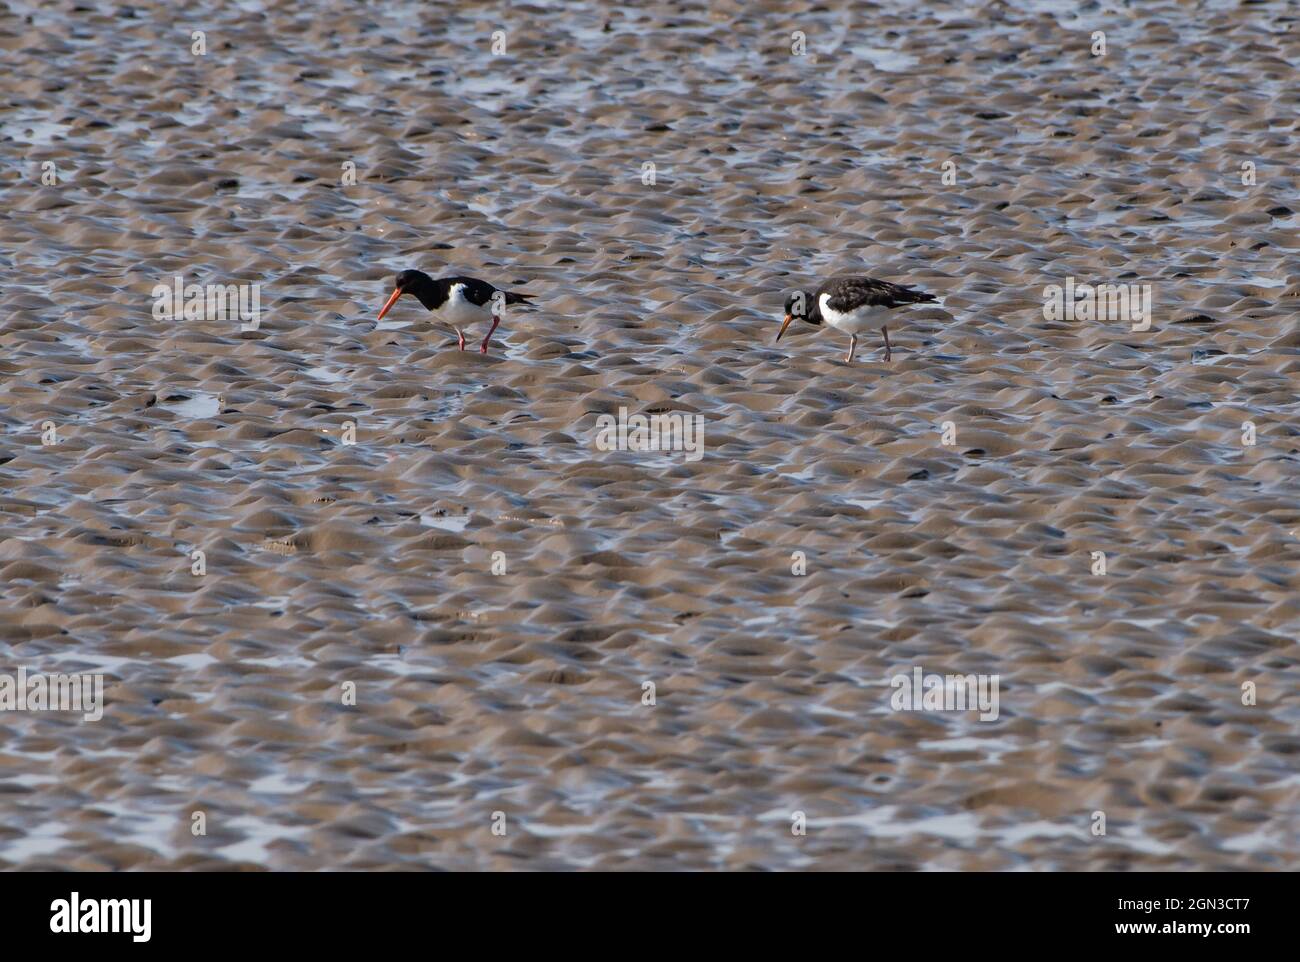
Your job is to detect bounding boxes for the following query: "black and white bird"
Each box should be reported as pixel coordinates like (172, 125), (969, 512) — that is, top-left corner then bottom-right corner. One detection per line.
(376, 269), (534, 354)
(777, 275), (937, 363)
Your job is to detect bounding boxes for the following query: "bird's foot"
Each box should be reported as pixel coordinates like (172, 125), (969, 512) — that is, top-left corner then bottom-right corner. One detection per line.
(479, 316), (500, 356)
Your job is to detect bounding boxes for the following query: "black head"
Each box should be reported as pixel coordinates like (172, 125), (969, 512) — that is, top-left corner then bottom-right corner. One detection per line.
(777, 289), (817, 343)
(394, 269), (431, 292)
(378, 269), (438, 319)
(783, 290), (813, 319)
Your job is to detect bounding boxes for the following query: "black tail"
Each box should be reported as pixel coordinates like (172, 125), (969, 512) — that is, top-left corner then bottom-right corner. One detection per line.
(504, 291), (533, 306)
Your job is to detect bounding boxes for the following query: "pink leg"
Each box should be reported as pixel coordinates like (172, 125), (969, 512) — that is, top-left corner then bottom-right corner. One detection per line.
(480, 316), (500, 354)
(457, 328), (465, 351)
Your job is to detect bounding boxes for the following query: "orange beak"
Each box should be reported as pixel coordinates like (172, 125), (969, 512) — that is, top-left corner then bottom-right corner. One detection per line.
(377, 286), (403, 321)
(776, 313), (794, 343)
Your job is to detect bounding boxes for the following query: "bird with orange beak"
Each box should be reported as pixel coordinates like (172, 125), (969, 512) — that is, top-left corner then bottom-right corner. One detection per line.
(778, 275), (937, 363)
(377, 269), (533, 354)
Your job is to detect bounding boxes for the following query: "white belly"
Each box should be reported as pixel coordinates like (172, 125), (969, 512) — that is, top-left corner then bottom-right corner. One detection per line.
(819, 294), (889, 334)
(436, 284), (492, 328)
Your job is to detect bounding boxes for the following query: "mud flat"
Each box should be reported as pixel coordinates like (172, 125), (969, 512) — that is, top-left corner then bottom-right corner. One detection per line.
(0, 0), (1296, 870)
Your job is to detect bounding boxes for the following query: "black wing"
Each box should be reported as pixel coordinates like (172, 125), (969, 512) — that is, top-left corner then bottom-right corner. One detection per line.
(820, 276), (936, 313)
(445, 276), (500, 307)
(445, 277), (532, 307)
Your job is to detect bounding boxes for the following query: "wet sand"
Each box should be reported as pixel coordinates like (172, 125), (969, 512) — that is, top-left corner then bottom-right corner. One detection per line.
(0, 0), (1297, 869)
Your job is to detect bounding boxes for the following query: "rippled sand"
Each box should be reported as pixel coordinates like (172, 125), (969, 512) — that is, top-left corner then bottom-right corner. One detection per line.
(1, 0), (1297, 870)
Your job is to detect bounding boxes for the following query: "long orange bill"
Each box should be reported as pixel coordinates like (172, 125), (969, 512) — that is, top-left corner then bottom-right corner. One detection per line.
(377, 287), (403, 321)
(776, 313), (794, 343)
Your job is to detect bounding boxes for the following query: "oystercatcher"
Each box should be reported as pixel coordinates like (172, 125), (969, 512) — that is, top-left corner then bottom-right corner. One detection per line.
(777, 275), (937, 363)
(376, 269), (534, 354)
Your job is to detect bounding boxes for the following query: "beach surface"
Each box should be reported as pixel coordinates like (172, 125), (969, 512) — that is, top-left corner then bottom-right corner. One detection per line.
(0, 0), (1297, 869)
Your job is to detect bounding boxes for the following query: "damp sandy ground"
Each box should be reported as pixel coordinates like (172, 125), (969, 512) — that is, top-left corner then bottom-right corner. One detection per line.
(1, 0), (1297, 870)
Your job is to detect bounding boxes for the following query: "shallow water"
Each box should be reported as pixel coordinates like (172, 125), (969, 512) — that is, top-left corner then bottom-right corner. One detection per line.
(0, 0), (1297, 870)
